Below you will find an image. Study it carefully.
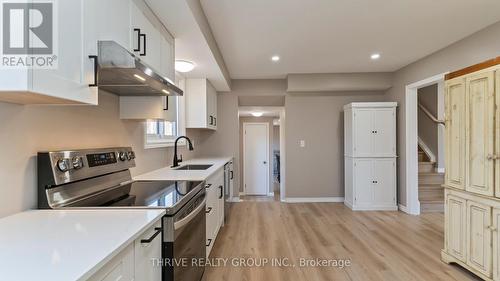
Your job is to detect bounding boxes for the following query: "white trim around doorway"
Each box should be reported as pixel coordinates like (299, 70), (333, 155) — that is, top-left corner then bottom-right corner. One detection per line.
(404, 72), (448, 215)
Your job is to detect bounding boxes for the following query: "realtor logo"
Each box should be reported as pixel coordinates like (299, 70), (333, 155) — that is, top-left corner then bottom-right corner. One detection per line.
(1, 0), (58, 68)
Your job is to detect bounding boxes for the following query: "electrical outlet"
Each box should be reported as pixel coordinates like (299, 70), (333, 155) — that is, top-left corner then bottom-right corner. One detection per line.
(300, 140), (306, 147)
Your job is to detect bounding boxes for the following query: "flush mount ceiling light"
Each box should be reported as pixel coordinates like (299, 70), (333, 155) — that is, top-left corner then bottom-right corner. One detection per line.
(371, 53), (381, 60)
(133, 74), (146, 82)
(271, 55), (280, 62)
(175, 60), (195, 73)
(252, 112), (264, 117)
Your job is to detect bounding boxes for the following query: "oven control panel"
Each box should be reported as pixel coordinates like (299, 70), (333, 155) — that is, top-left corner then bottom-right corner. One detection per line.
(87, 152), (117, 167)
(39, 147), (136, 186)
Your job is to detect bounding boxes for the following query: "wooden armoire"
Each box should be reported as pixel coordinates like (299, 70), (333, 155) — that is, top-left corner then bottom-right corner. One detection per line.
(442, 57), (500, 280)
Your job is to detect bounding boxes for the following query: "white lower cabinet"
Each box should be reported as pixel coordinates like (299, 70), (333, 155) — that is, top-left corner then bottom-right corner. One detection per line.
(344, 157), (397, 210)
(88, 222), (162, 281)
(134, 222), (163, 280)
(205, 167), (225, 258)
(88, 244), (135, 281)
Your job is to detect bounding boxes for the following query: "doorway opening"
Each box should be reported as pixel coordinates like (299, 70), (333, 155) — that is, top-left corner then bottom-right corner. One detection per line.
(404, 72), (448, 215)
(238, 106), (285, 202)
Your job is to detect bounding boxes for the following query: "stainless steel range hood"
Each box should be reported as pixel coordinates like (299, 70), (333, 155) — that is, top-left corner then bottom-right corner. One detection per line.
(96, 41), (182, 96)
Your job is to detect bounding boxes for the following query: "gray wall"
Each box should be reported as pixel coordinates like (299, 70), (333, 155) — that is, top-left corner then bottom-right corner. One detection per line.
(385, 21), (500, 206)
(239, 117), (275, 194)
(417, 84), (438, 161)
(0, 92), (199, 218)
(194, 94), (241, 198)
(285, 93), (385, 198)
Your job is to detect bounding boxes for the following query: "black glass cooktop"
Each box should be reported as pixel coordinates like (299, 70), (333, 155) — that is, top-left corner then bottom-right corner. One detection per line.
(68, 180), (204, 215)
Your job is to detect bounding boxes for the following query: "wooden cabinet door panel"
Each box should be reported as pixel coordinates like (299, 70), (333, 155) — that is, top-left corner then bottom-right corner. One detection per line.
(493, 208), (500, 281)
(496, 71), (500, 199)
(465, 71), (495, 196)
(467, 200), (492, 277)
(445, 78), (466, 189)
(446, 194), (467, 262)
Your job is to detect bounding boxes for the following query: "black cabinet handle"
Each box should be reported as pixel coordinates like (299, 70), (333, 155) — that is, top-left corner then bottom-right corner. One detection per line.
(133, 28), (141, 52)
(214, 117), (217, 126)
(140, 33), (147, 56)
(140, 227), (162, 244)
(163, 96), (169, 110)
(230, 171), (233, 180)
(88, 55), (98, 87)
(205, 184), (212, 189)
(206, 207), (212, 214)
(206, 239), (212, 247)
(209, 116), (213, 125)
(219, 185), (223, 199)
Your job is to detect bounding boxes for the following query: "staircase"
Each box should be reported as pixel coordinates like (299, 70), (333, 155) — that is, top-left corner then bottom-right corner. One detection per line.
(418, 147), (444, 212)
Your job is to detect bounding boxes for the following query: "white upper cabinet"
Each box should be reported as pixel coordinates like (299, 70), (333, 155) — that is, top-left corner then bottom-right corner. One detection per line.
(160, 37), (175, 82)
(185, 78), (218, 130)
(0, 0), (175, 105)
(130, 0), (174, 81)
(0, 0), (97, 105)
(344, 103), (397, 157)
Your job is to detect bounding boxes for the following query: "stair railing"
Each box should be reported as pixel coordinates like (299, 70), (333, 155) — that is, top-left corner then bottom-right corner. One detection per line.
(418, 103), (445, 126)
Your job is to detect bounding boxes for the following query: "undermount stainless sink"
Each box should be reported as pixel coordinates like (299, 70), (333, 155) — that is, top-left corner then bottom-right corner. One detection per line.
(174, 164), (213, 170)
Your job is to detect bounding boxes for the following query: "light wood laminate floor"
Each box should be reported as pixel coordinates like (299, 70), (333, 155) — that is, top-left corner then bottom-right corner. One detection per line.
(203, 200), (480, 281)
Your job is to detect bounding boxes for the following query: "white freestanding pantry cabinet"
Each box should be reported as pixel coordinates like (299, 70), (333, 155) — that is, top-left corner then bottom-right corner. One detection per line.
(442, 60), (500, 281)
(344, 102), (398, 211)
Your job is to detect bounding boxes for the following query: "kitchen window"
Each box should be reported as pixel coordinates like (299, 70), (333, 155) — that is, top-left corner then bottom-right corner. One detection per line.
(144, 96), (185, 148)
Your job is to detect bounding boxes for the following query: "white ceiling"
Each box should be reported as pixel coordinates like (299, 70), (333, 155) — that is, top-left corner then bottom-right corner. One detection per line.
(146, 0), (231, 91)
(200, 0), (500, 79)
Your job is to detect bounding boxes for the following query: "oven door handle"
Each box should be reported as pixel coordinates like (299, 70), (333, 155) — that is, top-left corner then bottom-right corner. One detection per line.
(174, 197), (207, 230)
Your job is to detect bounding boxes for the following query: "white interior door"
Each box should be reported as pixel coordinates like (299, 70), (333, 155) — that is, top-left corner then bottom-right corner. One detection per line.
(244, 123), (269, 195)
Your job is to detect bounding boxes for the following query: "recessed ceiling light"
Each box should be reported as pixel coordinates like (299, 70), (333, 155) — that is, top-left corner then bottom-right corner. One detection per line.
(134, 74), (146, 81)
(252, 112), (263, 117)
(175, 60), (195, 73)
(271, 55), (280, 62)
(371, 53), (381, 60)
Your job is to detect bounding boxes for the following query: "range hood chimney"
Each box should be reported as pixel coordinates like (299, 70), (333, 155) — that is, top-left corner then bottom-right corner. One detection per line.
(96, 41), (183, 96)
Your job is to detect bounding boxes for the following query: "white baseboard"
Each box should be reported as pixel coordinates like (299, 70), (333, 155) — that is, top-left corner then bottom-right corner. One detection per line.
(347, 205), (399, 211)
(398, 204), (409, 213)
(284, 197), (344, 203)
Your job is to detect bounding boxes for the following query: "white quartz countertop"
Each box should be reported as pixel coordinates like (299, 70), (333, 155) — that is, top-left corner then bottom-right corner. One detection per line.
(133, 157), (233, 182)
(0, 209), (165, 281)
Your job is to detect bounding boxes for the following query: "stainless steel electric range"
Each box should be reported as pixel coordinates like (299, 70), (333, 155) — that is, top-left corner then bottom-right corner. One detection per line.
(37, 147), (206, 281)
